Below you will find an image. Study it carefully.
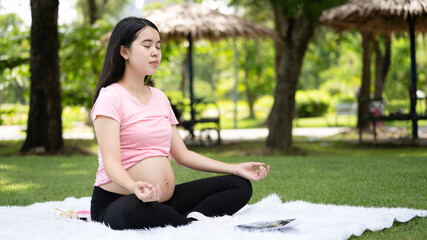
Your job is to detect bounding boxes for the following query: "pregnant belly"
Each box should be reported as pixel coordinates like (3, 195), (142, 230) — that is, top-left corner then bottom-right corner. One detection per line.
(127, 156), (176, 202)
(99, 156), (176, 202)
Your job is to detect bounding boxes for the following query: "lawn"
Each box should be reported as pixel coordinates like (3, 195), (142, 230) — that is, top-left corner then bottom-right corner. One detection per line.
(0, 139), (426, 239)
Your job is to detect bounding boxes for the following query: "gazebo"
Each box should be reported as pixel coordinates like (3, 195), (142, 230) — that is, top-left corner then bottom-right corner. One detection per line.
(320, 0), (427, 140)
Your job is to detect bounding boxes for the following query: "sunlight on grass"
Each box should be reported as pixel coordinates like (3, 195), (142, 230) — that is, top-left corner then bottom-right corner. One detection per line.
(60, 170), (92, 176)
(0, 163), (14, 170)
(59, 162), (77, 168)
(0, 182), (40, 192)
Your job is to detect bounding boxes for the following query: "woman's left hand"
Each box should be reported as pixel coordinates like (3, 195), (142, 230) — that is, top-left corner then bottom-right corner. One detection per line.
(234, 162), (270, 181)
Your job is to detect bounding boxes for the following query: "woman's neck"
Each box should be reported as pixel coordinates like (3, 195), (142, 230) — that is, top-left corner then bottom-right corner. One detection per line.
(118, 76), (150, 101)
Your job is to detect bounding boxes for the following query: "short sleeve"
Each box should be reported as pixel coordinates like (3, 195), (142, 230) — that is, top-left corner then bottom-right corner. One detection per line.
(91, 87), (122, 123)
(168, 102), (179, 125)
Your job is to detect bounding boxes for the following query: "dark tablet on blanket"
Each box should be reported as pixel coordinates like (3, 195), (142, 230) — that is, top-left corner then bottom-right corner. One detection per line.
(235, 219), (295, 231)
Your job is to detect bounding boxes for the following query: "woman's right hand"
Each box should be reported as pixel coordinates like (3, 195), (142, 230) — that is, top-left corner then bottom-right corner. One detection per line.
(132, 181), (162, 202)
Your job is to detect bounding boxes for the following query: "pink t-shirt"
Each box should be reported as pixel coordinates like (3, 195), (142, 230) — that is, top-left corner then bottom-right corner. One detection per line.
(91, 83), (178, 186)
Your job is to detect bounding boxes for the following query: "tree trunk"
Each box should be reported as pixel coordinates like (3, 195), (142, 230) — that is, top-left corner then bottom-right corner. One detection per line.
(357, 32), (372, 129)
(243, 62), (256, 119)
(373, 33), (391, 98)
(22, 0), (63, 154)
(88, 0), (97, 24)
(266, 6), (315, 150)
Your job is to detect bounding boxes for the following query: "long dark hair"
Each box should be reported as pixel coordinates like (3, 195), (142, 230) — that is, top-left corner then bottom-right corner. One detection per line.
(93, 17), (159, 103)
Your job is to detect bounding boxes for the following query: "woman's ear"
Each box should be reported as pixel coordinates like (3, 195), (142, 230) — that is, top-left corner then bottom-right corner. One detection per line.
(120, 45), (129, 60)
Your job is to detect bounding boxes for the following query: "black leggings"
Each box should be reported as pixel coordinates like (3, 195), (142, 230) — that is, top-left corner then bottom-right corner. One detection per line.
(90, 175), (252, 230)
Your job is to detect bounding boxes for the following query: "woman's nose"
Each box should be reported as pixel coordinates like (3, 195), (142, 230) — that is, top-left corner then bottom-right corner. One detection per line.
(152, 47), (160, 56)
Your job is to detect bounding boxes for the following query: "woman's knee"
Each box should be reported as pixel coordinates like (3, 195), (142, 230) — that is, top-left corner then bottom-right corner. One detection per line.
(228, 175), (253, 200)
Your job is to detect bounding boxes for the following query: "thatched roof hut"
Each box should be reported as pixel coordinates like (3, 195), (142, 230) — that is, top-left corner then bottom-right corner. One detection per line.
(144, 2), (278, 42)
(320, 0), (427, 33)
(320, 0), (427, 140)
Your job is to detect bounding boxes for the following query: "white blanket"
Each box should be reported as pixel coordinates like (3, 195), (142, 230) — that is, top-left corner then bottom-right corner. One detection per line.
(1, 194), (425, 240)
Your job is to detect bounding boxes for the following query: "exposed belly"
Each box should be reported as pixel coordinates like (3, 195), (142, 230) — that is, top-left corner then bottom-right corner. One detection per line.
(99, 156), (175, 202)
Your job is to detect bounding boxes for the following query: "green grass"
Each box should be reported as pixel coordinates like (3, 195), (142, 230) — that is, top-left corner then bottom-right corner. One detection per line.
(0, 139), (426, 239)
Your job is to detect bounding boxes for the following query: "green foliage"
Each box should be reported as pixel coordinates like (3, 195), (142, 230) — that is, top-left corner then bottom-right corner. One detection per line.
(193, 41), (223, 100)
(302, 30), (362, 99)
(301, 28), (341, 89)
(59, 20), (112, 109)
(0, 13), (30, 104)
(268, 0), (347, 19)
(384, 34), (427, 102)
(144, 0), (195, 11)
(61, 106), (89, 128)
(0, 104), (89, 129)
(75, 0), (130, 25)
(295, 90), (331, 118)
(2, 0), (427, 131)
(0, 104), (28, 125)
(229, 0), (274, 27)
(155, 36), (276, 108)
(0, 13), (30, 67)
(0, 65), (30, 104)
(239, 39), (275, 99)
(151, 41), (185, 94)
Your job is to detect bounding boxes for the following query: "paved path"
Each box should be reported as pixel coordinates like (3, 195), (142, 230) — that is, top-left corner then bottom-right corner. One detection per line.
(0, 125), (348, 141)
(1, 125), (426, 142)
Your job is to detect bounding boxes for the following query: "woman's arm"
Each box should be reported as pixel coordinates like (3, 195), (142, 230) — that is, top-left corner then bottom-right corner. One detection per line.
(170, 126), (269, 181)
(93, 116), (161, 202)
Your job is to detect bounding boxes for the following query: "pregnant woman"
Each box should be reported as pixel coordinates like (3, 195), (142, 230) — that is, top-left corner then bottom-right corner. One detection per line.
(90, 17), (270, 230)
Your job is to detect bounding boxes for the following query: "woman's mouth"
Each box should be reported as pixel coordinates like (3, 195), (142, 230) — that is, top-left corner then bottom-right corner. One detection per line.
(149, 60), (159, 66)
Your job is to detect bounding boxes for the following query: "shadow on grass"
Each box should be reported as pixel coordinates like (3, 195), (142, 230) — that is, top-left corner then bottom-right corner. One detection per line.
(0, 155), (97, 205)
(0, 139), (98, 157)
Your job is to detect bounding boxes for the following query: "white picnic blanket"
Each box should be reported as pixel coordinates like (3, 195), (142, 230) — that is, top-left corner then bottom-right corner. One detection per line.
(0, 194), (425, 240)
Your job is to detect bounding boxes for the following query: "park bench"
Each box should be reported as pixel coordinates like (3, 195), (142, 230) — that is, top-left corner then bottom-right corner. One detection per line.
(172, 98), (221, 146)
(335, 102), (358, 126)
(357, 89), (427, 142)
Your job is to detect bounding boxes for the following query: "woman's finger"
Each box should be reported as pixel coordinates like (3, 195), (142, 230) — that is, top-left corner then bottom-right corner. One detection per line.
(259, 165), (266, 177)
(144, 185), (158, 202)
(252, 162), (265, 168)
(260, 165), (268, 179)
(155, 184), (162, 201)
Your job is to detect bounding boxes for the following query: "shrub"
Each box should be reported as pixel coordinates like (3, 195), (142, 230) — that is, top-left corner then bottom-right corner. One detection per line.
(0, 104), (89, 127)
(0, 104), (29, 125)
(295, 90), (331, 118)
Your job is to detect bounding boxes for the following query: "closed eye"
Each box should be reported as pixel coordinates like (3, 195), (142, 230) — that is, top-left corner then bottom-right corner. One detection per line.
(142, 41), (161, 50)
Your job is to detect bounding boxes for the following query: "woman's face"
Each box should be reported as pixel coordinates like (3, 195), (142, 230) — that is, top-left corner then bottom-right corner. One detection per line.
(122, 26), (162, 78)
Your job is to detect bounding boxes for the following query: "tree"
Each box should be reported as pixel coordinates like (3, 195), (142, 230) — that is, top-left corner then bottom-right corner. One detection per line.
(373, 33), (391, 98)
(265, 0), (347, 150)
(76, 0), (130, 25)
(357, 32), (372, 128)
(228, 0), (276, 120)
(300, 28), (341, 90)
(241, 39), (275, 119)
(21, 0), (63, 154)
(60, 0), (128, 111)
(357, 32), (391, 129)
(60, 22), (111, 110)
